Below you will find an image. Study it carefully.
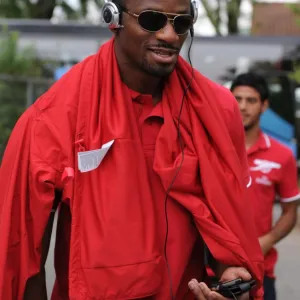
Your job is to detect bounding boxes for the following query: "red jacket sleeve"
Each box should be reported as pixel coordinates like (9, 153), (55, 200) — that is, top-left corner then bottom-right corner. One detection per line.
(0, 107), (57, 300)
(277, 150), (300, 202)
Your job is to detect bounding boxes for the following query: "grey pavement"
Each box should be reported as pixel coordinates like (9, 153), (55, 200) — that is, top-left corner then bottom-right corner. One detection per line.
(45, 204), (300, 299)
(274, 205), (300, 299)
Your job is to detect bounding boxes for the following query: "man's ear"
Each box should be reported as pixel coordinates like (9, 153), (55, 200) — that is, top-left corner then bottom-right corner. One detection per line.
(110, 28), (122, 37)
(109, 28), (118, 35)
(262, 99), (269, 113)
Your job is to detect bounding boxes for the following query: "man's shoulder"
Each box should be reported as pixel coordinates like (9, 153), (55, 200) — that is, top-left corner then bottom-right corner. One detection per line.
(262, 135), (297, 168)
(268, 135), (295, 158)
(34, 54), (96, 112)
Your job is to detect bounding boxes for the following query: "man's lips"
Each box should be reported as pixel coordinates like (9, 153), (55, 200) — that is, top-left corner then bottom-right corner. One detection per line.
(147, 47), (179, 55)
(147, 47), (179, 64)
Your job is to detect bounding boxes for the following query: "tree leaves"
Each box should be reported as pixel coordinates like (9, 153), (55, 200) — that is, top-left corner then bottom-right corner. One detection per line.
(0, 27), (46, 159)
(200, 0), (246, 35)
(0, 0), (105, 19)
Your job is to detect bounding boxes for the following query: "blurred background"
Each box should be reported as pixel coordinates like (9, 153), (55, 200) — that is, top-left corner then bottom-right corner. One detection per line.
(0, 0), (299, 298)
(1, 0), (300, 161)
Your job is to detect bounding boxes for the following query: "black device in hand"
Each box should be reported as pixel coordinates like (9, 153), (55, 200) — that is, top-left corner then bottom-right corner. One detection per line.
(212, 278), (256, 299)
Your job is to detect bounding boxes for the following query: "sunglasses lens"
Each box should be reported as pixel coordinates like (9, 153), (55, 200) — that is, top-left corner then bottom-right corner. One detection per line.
(174, 15), (193, 34)
(138, 11), (167, 32)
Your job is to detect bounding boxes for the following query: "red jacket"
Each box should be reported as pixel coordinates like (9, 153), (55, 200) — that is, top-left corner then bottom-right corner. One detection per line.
(0, 39), (264, 299)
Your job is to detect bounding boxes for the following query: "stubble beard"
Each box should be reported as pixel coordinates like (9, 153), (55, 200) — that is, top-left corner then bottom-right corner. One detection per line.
(140, 56), (176, 78)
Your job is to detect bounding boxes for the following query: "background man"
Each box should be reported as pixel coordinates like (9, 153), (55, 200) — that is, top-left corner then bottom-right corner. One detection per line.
(231, 73), (300, 300)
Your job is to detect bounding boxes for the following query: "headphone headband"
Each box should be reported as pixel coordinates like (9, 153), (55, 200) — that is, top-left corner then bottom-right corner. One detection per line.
(101, 0), (199, 30)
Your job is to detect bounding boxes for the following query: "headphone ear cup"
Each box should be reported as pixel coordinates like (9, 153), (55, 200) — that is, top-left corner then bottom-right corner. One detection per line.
(101, 2), (122, 29)
(191, 0), (199, 24)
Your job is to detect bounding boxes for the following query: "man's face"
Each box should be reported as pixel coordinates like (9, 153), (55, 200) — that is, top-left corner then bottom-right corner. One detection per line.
(232, 86), (269, 131)
(114, 0), (191, 77)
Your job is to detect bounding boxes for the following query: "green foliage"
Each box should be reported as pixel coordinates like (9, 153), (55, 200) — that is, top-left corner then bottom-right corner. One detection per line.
(287, 4), (300, 84)
(0, 29), (42, 76)
(288, 4), (300, 16)
(0, 27), (45, 159)
(0, 0), (105, 20)
(200, 0), (248, 35)
(290, 64), (300, 84)
(288, 4), (300, 29)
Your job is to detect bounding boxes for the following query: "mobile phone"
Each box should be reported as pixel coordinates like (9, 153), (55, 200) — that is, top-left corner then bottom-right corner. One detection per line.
(212, 278), (256, 298)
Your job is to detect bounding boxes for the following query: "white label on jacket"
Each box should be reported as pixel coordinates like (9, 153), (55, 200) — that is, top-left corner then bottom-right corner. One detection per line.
(78, 140), (114, 173)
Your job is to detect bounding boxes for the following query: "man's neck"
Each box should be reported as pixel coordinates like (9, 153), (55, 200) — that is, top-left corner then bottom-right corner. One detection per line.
(122, 72), (163, 105)
(245, 125), (261, 150)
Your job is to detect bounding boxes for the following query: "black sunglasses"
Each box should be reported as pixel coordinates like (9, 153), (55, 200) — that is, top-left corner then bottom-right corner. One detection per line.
(121, 7), (194, 35)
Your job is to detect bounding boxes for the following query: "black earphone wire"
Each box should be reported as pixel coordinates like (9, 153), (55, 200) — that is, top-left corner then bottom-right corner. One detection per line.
(164, 30), (195, 300)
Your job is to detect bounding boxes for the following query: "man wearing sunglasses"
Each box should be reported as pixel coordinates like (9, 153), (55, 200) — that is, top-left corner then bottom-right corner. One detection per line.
(0, 0), (263, 300)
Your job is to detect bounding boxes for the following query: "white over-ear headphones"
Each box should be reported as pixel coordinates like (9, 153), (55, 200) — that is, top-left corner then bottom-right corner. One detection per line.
(101, 0), (199, 30)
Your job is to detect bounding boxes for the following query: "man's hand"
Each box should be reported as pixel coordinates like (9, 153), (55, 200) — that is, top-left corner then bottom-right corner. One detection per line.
(258, 201), (298, 256)
(258, 234), (274, 255)
(188, 267), (252, 300)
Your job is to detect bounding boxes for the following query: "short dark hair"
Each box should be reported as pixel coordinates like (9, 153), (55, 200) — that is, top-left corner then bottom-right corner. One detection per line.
(230, 73), (269, 102)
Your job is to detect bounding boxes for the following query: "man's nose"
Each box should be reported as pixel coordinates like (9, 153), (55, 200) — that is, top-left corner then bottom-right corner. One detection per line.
(238, 99), (247, 111)
(155, 21), (180, 44)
